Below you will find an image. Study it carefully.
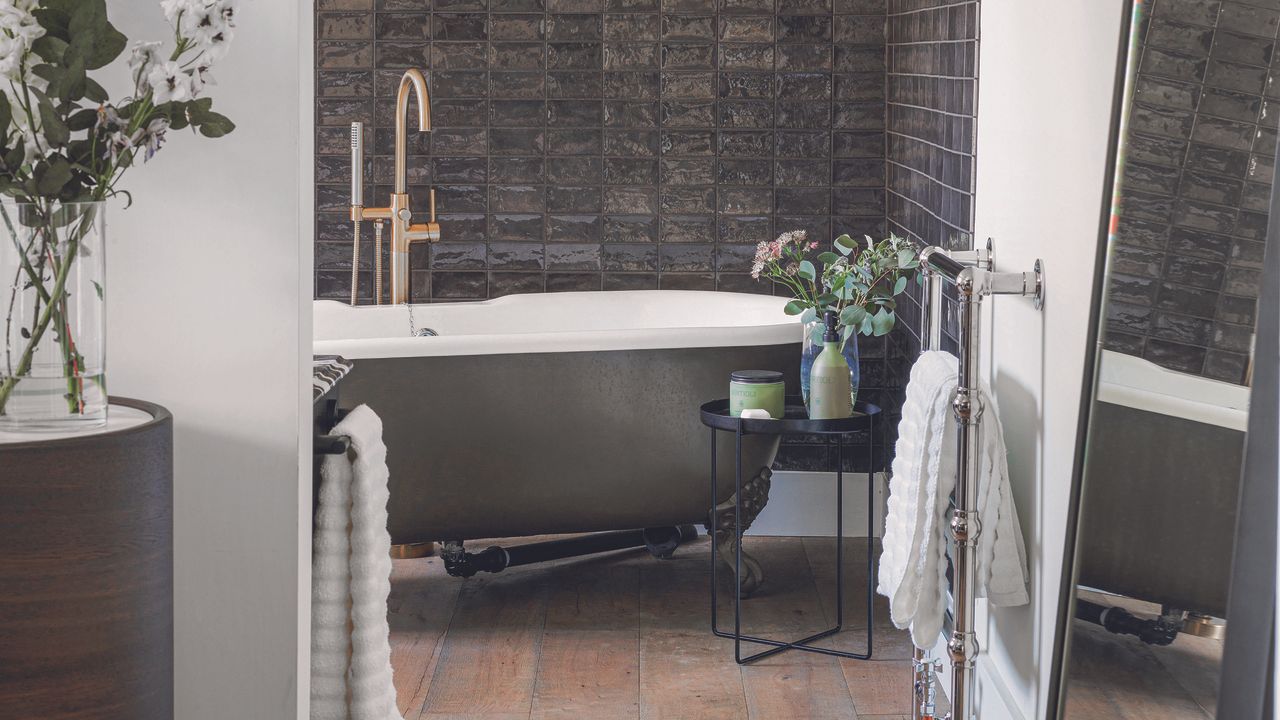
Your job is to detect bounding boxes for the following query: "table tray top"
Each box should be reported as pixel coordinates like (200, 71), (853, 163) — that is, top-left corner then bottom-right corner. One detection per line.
(700, 396), (881, 436)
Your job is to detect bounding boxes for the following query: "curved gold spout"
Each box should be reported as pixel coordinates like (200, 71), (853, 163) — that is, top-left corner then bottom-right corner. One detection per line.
(394, 69), (431, 194)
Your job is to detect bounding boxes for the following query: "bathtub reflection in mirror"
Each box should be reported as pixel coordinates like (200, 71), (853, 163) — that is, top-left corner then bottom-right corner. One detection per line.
(1052, 1), (1272, 718)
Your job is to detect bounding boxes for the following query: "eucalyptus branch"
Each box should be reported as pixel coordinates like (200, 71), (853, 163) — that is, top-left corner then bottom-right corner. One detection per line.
(754, 231), (921, 338)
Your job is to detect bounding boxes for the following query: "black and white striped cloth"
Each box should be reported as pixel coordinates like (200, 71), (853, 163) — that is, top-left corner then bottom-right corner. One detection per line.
(313, 355), (353, 404)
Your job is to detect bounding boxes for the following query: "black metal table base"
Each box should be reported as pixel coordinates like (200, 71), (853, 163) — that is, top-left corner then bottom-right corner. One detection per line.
(707, 405), (877, 665)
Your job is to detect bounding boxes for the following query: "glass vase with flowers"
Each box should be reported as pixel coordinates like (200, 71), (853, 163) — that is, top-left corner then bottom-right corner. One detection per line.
(0, 0), (238, 430)
(752, 230), (922, 411)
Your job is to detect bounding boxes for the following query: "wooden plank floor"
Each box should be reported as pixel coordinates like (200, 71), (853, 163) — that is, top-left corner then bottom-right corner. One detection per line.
(390, 535), (912, 720)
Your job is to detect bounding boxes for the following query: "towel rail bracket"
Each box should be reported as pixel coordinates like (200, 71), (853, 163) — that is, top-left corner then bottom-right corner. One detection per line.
(314, 399), (351, 455)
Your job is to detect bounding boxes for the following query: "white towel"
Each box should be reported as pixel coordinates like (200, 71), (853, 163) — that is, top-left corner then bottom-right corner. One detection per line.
(878, 351), (1029, 649)
(879, 351), (958, 632)
(972, 396), (1030, 608)
(311, 405), (403, 720)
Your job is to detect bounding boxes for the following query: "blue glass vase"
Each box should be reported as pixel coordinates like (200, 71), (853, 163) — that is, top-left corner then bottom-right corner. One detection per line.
(800, 318), (860, 412)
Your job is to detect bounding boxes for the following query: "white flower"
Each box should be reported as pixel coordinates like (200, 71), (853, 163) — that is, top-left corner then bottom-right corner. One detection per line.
(184, 5), (222, 43)
(195, 30), (232, 63)
(129, 41), (164, 72)
(0, 0), (43, 42)
(189, 62), (216, 94)
(147, 61), (195, 103)
(131, 118), (170, 161)
(95, 105), (128, 161)
(159, 0), (198, 25)
(0, 33), (26, 80)
(190, 1), (236, 62)
(129, 40), (164, 90)
(160, 0), (237, 66)
(0, 0), (42, 82)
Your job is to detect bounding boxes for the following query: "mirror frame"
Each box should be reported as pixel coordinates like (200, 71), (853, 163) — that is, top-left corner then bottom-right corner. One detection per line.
(1044, 1), (1139, 716)
(1215, 100), (1280, 720)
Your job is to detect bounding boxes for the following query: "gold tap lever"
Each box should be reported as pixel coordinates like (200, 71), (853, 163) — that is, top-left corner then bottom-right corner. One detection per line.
(348, 68), (441, 304)
(407, 188), (440, 241)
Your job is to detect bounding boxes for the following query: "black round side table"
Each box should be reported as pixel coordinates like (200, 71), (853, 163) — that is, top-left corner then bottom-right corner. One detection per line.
(0, 398), (173, 719)
(700, 396), (881, 665)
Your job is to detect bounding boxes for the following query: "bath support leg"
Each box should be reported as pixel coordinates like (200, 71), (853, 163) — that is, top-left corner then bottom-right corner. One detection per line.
(709, 465), (772, 597)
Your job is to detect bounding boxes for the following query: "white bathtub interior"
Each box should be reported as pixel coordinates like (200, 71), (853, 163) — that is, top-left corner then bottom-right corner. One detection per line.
(315, 290), (801, 359)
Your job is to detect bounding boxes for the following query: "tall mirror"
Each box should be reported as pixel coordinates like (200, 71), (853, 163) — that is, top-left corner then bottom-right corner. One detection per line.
(1051, 0), (1276, 717)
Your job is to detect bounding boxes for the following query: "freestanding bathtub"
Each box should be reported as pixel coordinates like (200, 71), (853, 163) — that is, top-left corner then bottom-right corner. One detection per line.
(1079, 349), (1251, 617)
(314, 290), (802, 584)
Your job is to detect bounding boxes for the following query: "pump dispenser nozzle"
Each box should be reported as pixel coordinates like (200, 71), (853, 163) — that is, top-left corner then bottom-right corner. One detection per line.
(823, 310), (840, 343)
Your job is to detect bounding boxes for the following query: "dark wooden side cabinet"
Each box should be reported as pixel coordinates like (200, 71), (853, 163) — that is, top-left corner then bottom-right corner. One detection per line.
(0, 398), (173, 719)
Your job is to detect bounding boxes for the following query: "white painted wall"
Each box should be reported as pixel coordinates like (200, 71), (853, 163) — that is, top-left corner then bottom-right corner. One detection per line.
(104, 2), (311, 718)
(967, 3), (1126, 718)
(747, 472), (886, 538)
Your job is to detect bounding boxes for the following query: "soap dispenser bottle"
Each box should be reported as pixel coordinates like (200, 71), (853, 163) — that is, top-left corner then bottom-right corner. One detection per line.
(809, 310), (854, 420)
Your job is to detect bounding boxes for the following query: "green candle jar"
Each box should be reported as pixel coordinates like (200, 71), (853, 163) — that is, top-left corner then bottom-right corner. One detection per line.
(729, 370), (785, 419)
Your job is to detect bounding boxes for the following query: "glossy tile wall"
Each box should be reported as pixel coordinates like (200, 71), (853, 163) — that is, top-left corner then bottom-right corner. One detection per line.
(315, 0), (888, 302)
(882, 0), (979, 446)
(884, 0), (976, 256)
(1108, 0), (1276, 383)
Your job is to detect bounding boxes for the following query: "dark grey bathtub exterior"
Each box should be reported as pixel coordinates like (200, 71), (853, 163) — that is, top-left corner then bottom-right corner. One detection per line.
(336, 343), (801, 544)
(1078, 401), (1244, 617)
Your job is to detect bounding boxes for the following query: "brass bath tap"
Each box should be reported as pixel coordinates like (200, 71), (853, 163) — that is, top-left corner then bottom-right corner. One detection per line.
(349, 69), (440, 305)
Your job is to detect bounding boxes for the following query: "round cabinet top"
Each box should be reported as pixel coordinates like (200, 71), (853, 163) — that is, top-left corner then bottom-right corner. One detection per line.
(700, 396), (881, 435)
(0, 398), (168, 446)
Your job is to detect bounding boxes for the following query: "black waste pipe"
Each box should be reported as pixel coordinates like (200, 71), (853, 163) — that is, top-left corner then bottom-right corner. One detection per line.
(442, 525), (699, 578)
(1075, 598), (1179, 646)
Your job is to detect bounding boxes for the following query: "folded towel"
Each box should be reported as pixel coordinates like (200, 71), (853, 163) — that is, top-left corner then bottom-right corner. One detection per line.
(974, 396), (1030, 608)
(879, 351), (958, 633)
(878, 351), (1030, 649)
(311, 405), (403, 720)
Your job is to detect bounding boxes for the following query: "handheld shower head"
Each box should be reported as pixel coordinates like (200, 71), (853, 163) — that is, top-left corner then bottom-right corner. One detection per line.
(350, 121), (364, 207)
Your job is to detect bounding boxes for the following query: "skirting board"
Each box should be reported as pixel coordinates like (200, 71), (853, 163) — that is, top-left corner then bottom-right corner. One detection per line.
(744, 471), (886, 538)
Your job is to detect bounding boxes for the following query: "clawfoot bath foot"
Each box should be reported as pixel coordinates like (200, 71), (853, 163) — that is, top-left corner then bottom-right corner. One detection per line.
(709, 465), (772, 597)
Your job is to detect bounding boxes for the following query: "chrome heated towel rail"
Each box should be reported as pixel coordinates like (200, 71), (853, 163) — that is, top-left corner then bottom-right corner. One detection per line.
(912, 240), (1043, 720)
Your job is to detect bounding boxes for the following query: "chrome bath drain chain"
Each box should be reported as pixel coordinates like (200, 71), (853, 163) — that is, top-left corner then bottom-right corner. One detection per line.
(404, 302), (437, 337)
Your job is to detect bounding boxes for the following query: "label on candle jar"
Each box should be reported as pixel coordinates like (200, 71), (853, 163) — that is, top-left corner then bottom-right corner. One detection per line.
(729, 371), (785, 419)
